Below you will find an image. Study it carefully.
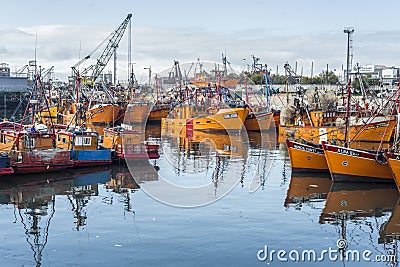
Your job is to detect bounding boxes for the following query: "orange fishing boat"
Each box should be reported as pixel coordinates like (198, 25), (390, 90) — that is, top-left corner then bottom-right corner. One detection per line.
(244, 111), (274, 131)
(176, 128), (248, 157)
(122, 102), (151, 124)
(386, 153), (400, 191)
(219, 78), (239, 88)
(162, 106), (249, 132)
(286, 139), (328, 173)
(272, 109), (281, 129)
(279, 118), (396, 146)
(87, 103), (121, 125)
(0, 122), (74, 174)
(147, 104), (170, 123)
(322, 143), (393, 183)
(103, 125), (160, 160)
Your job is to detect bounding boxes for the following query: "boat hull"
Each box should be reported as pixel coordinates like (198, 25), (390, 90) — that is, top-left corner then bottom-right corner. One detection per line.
(386, 153), (400, 191)
(244, 112), (273, 131)
(11, 163), (73, 174)
(162, 107), (248, 132)
(0, 167), (14, 175)
(322, 143), (393, 183)
(286, 139), (328, 173)
(280, 119), (396, 147)
(70, 149), (112, 167)
(88, 104), (120, 124)
(116, 143), (160, 160)
(10, 150), (74, 174)
(123, 104), (151, 124)
(148, 107), (170, 122)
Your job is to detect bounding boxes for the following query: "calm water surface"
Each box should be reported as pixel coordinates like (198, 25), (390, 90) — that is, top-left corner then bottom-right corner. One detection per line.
(0, 127), (399, 266)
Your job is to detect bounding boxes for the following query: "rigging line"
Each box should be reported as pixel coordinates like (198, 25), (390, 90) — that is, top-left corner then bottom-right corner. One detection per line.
(18, 208), (39, 266)
(349, 104), (392, 145)
(40, 198), (56, 264)
(377, 94), (399, 152)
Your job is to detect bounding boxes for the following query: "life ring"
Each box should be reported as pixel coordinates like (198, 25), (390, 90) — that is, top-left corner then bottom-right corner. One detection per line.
(375, 151), (387, 165)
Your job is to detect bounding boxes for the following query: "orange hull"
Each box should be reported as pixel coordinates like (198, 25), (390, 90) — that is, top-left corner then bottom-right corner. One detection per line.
(123, 104), (150, 124)
(148, 107), (170, 122)
(273, 110), (280, 128)
(386, 153), (400, 191)
(286, 139), (328, 173)
(279, 119), (396, 147)
(244, 112), (273, 131)
(219, 78), (239, 88)
(88, 104), (120, 124)
(162, 107), (248, 132)
(322, 143), (393, 183)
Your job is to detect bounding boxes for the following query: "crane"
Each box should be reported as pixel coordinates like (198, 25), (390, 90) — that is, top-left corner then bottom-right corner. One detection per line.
(71, 14), (132, 85)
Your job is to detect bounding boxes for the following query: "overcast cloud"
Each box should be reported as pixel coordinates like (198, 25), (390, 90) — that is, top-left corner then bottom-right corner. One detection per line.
(0, 1), (399, 83)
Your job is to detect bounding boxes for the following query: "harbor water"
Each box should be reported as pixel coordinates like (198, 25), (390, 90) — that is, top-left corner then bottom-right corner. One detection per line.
(0, 125), (398, 267)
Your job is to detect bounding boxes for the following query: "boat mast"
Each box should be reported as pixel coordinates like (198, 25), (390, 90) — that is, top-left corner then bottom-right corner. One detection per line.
(344, 27), (354, 85)
(344, 78), (352, 148)
(244, 74), (249, 104)
(264, 73), (270, 110)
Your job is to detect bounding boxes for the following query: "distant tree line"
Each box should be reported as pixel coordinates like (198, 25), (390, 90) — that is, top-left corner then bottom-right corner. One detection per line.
(246, 71), (340, 85)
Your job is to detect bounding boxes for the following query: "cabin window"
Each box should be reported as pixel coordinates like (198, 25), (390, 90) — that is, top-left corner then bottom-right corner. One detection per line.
(62, 138), (67, 144)
(75, 136), (92, 146)
(57, 134), (61, 142)
(25, 137), (35, 149)
(105, 133), (108, 137)
(223, 144), (237, 153)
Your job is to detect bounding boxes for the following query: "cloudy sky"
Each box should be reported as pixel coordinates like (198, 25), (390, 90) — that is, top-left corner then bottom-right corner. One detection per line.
(1, 0), (399, 83)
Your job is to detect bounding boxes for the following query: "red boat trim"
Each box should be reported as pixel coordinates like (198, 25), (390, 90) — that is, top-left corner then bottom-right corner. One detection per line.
(0, 167), (14, 175)
(322, 143), (376, 160)
(73, 160), (113, 167)
(11, 163), (74, 174)
(286, 139), (324, 155)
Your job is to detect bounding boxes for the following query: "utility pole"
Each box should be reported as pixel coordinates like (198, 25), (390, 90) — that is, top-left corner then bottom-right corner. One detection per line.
(344, 27), (354, 82)
(326, 64), (329, 85)
(311, 61), (314, 78)
(144, 66), (151, 86)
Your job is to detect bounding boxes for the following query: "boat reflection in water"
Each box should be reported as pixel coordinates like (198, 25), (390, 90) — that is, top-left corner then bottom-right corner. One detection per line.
(0, 166), (116, 266)
(321, 183), (398, 222)
(107, 161), (159, 211)
(381, 201), (400, 244)
(320, 182), (399, 263)
(284, 173), (332, 209)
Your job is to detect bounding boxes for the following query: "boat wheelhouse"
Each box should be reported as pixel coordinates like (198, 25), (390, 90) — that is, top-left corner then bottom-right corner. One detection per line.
(56, 126), (112, 167)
